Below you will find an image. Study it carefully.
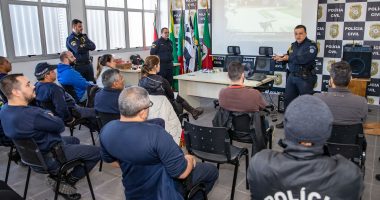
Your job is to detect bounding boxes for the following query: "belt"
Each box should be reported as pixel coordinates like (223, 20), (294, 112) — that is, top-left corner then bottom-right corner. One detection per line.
(75, 61), (91, 66)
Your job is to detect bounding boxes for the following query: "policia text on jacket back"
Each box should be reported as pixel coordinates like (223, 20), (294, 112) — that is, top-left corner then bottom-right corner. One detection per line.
(273, 25), (318, 129)
(66, 19), (96, 83)
(150, 27), (174, 86)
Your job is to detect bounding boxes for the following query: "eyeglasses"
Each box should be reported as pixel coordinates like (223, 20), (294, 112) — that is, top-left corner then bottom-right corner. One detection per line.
(141, 101), (154, 111)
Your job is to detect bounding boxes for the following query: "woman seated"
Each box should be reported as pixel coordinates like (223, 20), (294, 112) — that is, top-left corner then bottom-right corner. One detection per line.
(139, 55), (203, 120)
(96, 54), (117, 88)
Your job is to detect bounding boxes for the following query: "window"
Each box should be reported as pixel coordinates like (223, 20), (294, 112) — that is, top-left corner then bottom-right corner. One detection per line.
(9, 5), (42, 57)
(128, 12), (143, 48)
(108, 11), (126, 49)
(2, 0), (69, 59)
(43, 7), (68, 54)
(0, 10), (7, 57)
(85, 0), (159, 50)
(86, 9), (107, 50)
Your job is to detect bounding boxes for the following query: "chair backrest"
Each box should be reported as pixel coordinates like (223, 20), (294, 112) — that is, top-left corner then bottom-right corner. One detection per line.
(62, 85), (79, 103)
(86, 85), (100, 108)
(96, 111), (119, 129)
(326, 143), (362, 166)
(231, 114), (251, 132)
(184, 121), (231, 160)
(328, 124), (364, 144)
(12, 138), (48, 170)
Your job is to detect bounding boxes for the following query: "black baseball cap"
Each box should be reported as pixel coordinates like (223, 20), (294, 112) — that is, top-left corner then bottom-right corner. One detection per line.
(34, 62), (57, 79)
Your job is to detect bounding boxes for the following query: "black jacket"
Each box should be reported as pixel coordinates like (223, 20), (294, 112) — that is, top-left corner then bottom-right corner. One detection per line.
(150, 37), (173, 64)
(248, 140), (364, 200)
(138, 74), (174, 101)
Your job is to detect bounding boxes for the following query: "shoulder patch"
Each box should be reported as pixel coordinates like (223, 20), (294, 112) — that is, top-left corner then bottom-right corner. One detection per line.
(309, 45), (317, 53)
(152, 43), (157, 48)
(70, 41), (77, 46)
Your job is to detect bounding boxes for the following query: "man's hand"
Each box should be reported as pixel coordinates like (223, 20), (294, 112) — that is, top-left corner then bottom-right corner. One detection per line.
(272, 54), (288, 62)
(185, 154), (196, 168)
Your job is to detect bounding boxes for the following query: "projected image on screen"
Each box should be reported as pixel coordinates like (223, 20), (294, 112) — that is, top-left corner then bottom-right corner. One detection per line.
(225, 0), (301, 33)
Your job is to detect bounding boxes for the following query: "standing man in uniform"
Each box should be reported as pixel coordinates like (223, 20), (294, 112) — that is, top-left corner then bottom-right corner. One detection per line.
(150, 28), (174, 86)
(66, 19), (96, 83)
(273, 25), (318, 128)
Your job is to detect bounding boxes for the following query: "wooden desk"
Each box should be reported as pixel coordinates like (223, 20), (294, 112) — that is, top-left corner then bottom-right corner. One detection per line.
(348, 78), (370, 97)
(174, 71), (275, 107)
(119, 69), (141, 86)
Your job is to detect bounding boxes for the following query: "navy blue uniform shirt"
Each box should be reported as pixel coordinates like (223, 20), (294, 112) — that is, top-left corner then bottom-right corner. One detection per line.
(150, 37), (173, 63)
(0, 105), (65, 153)
(100, 121), (186, 199)
(94, 88), (122, 114)
(66, 32), (96, 65)
(35, 82), (76, 122)
(287, 37), (317, 73)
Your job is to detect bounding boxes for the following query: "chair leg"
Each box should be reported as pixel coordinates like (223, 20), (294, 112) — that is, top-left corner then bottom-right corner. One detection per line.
(70, 127), (74, 137)
(90, 131), (96, 146)
(83, 163), (96, 200)
(79, 124), (82, 130)
(217, 163), (220, 170)
(54, 173), (62, 200)
(230, 163), (239, 200)
(23, 167), (31, 199)
(5, 146), (14, 183)
(99, 160), (103, 172)
(245, 154), (249, 189)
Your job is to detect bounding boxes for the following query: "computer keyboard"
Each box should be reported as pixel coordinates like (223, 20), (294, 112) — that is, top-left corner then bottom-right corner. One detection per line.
(246, 73), (267, 81)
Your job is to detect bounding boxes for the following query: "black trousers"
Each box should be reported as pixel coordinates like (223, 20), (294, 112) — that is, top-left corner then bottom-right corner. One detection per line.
(158, 62), (174, 86)
(284, 73), (317, 109)
(74, 63), (95, 83)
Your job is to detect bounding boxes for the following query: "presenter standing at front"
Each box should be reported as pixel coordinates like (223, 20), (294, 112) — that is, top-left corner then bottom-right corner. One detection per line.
(273, 25), (318, 128)
(150, 28), (174, 86)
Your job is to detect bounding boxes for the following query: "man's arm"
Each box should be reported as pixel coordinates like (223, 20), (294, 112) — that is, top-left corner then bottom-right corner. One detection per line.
(178, 154), (195, 179)
(150, 41), (159, 55)
(155, 128), (190, 179)
(82, 34), (96, 51)
(51, 87), (73, 122)
(34, 110), (65, 134)
(67, 37), (89, 54)
(67, 70), (92, 90)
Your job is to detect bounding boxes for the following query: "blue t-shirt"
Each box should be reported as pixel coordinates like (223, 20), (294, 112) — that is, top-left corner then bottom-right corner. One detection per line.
(94, 88), (122, 114)
(0, 105), (65, 153)
(100, 121), (186, 200)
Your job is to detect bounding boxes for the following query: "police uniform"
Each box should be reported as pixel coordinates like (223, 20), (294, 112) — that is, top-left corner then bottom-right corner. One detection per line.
(66, 32), (96, 82)
(284, 37), (318, 108)
(150, 37), (174, 85)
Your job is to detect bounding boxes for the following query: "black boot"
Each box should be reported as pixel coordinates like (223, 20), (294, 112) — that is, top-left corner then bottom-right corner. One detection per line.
(181, 101), (204, 120)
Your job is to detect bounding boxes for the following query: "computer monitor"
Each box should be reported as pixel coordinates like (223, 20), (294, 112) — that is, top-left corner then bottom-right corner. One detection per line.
(254, 56), (275, 74)
(223, 55), (243, 72)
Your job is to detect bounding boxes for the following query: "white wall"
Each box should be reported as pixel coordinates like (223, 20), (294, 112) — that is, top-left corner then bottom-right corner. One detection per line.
(11, 0), (167, 84)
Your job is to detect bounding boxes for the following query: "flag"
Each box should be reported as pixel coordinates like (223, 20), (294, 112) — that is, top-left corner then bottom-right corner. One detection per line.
(177, 9), (185, 74)
(169, 3), (178, 63)
(202, 2), (213, 70)
(184, 13), (195, 72)
(153, 8), (158, 41)
(193, 9), (202, 71)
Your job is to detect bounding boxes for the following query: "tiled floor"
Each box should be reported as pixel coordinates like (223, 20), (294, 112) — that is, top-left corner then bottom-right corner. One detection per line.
(0, 96), (379, 200)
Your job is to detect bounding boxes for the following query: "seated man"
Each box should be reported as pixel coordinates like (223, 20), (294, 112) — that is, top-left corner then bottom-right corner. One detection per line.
(100, 86), (218, 199)
(0, 74), (100, 198)
(34, 62), (96, 124)
(94, 68), (125, 115)
(57, 51), (93, 103)
(315, 61), (368, 125)
(95, 69), (181, 143)
(248, 95), (363, 200)
(0, 56), (12, 102)
(216, 61), (269, 140)
(219, 61), (268, 112)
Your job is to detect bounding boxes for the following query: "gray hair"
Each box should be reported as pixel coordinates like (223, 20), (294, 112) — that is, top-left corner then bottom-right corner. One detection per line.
(118, 86), (150, 117)
(102, 68), (122, 88)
